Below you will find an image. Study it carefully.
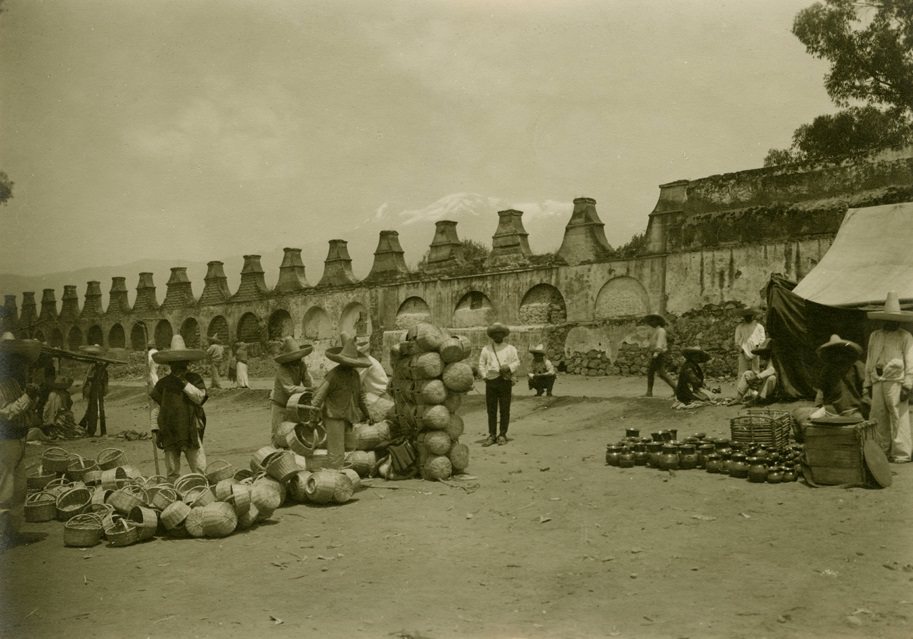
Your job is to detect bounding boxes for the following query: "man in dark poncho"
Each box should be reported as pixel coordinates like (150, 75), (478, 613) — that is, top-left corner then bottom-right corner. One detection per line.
(675, 346), (712, 405)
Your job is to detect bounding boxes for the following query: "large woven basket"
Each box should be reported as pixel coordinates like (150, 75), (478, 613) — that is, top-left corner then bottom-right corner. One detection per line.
(161, 501), (191, 530)
(128, 506), (159, 541)
(424, 430), (452, 456)
(104, 517), (139, 547)
(273, 420), (298, 449)
(41, 446), (71, 474)
(184, 506), (206, 538)
(344, 451), (376, 478)
(236, 504), (259, 530)
(285, 390), (317, 423)
(202, 502), (237, 538)
(250, 446), (282, 473)
(233, 468), (253, 482)
(65, 455), (99, 482)
(26, 465), (57, 490)
(96, 447), (126, 471)
(205, 460), (235, 485)
(25, 491), (57, 523)
(56, 486), (92, 521)
(730, 409), (792, 449)
(341, 468), (361, 491)
(353, 421), (391, 451)
(64, 513), (104, 548)
(305, 470), (353, 504)
(287, 470), (313, 503)
(174, 473), (208, 497)
(100, 466), (128, 489)
(150, 485), (180, 511)
(107, 485), (148, 516)
(449, 442), (470, 472)
(44, 477), (72, 499)
(265, 450), (299, 483)
(286, 423), (326, 457)
(213, 478), (237, 501)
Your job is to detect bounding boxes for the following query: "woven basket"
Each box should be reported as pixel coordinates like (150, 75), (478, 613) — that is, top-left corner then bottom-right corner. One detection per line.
(419, 379), (448, 405)
(448, 442), (470, 472)
(442, 361), (474, 393)
(304, 470), (342, 504)
(285, 390), (317, 423)
(143, 475), (169, 489)
(64, 513), (104, 548)
(44, 477), (72, 498)
(91, 486), (112, 506)
(41, 446), (71, 474)
(306, 450), (329, 471)
(229, 483), (252, 516)
(65, 455), (99, 482)
(287, 423), (327, 457)
(352, 421), (391, 451)
(161, 500), (191, 530)
(730, 409), (792, 449)
(412, 322), (444, 353)
(25, 491), (57, 522)
(272, 421), (297, 449)
(237, 504), (259, 530)
(287, 470), (313, 503)
(108, 485), (148, 516)
(439, 336), (469, 363)
(443, 392), (462, 414)
(205, 460), (235, 484)
(233, 468), (253, 482)
(410, 351), (444, 379)
(422, 405), (451, 431)
(82, 469), (103, 486)
(104, 517), (139, 547)
(250, 477), (283, 516)
(26, 466), (57, 490)
(87, 503), (116, 529)
(96, 447), (126, 471)
(174, 473), (208, 497)
(56, 486), (92, 521)
(213, 478), (237, 501)
(184, 485), (215, 508)
(184, 506), (206, 538)
(128, 506), (159, 541)
(100, 466), (128, 489)
(202, 502), (237, 538)
(423, 455), (453, 481)
(265, 450), (299, 483)
(344, 450), (376, 478)
(150, 485), (179, 511)
(341, 468), (361, 491)
(120, 465), (143, 480)
(424, 430), (452, 456)
(446, 414), (465, 440)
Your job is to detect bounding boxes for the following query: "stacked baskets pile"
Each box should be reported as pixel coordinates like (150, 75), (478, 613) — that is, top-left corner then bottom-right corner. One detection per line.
(388, 322), (473, 481)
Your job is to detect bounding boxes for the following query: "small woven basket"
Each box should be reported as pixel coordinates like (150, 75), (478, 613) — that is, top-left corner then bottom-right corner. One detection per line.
(730, 409), (792, 449)
(287, 423), (327, 457)
(41, 446), (71, 474)
(86, 503), (116, 529)
(213, 478), (237, 502)
(44, 477), (72, 499)
(104, 517), (139, 547)
(353, 421), (391, 451)
(56, 486), (92, 521)
(26, 466), (57, 490)
(183, 485), (216, 508)
(108, 485), (148, 516)
(273, 421), (298, 449)
(65, 455), (99, 482)
(250, 446), (281, 473)
(64, 513), (104, 548)
(305, 470), (353, 504)
(424, 430), (452, 456)
(265, 450), (299, 483)
(205, 460), (235, 485)
(287, 470), (313, 503)
(184, 506), (206, 538)
(423, 455), (453, 481)
(161, 500), (191, 530)
(143, 475), (169, 489)
(150, 485), (180, 511)
(174, 473), (209, 497)
(229, 482), (251, 516)
(82, 469), (103, 486)
(233, 468), (253, 482)
(448, 442), (470, 472)
(91, 486), (112, 506)
(25, 491), (57, 523)
(341, 468), (361, 491)
(344, 451), (376, 478)
(236, 504), (259, 530)
(96, 447), (126, 471)
(128, 506), (159, 541)
(100, 466), (128, 489)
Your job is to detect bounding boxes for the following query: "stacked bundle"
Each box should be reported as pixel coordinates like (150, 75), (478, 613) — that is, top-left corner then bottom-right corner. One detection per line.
(388, 322), (473, 481)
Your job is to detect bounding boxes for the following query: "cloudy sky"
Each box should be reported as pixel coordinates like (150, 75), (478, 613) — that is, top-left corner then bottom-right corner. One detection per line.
(0, 0), (833, 279)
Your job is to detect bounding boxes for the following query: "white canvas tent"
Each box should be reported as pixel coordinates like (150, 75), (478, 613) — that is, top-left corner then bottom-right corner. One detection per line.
(792, 202), (913, 307)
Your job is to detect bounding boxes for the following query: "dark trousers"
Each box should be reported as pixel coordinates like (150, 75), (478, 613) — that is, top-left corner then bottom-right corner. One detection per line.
(485, 378), (512, 438)
(647, 353), (676, 395)
(80, 390), (106, 436)
(528, 374), (556, 395)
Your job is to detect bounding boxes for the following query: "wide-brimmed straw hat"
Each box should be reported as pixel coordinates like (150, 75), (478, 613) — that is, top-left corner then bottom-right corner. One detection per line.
(529, 344), (546, 355)
(356, 337), (371, 355)
(48, 375), (74, 390)
(642, 313), (667, 327)
(274, 336), (314, 364)
(326, 332), (371, 368)
(79, 344), (105, 356)
(866, 291), (913, 322)
(816, 334), (863, 357)
(152, 335), (206, 364)
(751, 338), (773, 357)
(486, 322), (510, 338)
(0, 331), (42, 362)
(682, 346), (711, 363)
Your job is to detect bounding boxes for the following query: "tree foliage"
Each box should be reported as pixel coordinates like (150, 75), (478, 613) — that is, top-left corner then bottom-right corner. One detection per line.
(0, 172), (12, 206)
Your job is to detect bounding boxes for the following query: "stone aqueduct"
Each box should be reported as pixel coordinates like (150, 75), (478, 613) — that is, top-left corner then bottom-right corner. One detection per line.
(5, 146), (913, 373)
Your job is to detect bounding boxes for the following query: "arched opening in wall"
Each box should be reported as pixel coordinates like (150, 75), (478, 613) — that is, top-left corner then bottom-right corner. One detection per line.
(50, 328), (63, 348)
(67, 326), (83, 350)
(340, 302), (370, 337)
(130, 322), (147, 350)
(594, 276), (650, 320)
(108, 324), (125, 349)
(207, 316), (229, 344)
(237, 312), (262, 343)
(154, 320), (173, 350)
(34, 330), (46, 343)
(181, 317), (201, 348)
(452, 290), (496, 328)
(269, 309), (293, 340)
(302, 307), (333, 341)
(395, 296), (432, 330)
(519, 284), (567, 325)
(87, 325), (104, 346)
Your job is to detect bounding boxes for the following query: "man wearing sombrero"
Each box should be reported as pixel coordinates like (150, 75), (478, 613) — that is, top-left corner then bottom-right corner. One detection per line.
(78, 344), (109, 437)
(206, 335), (225, 390)
(735, 338), (778, 405)
(863, 292), (913, 463)
(675, 346), (712, 405)
(642, 314), (676, 398)
(527, 344), (556, 397)
(734, 306), (766, 378)
(478, 322), (520, 446)
(813, 334), (868, 419)
(270, 337), (314, 440)
(150, 335), (209, 480)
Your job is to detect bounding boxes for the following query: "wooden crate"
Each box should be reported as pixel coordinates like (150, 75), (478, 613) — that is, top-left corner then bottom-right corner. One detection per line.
(803, 421), (874, 486)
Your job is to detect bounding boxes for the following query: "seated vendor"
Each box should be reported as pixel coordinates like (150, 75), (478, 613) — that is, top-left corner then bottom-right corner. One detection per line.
(736, 339), (777, 405)
(811, 334), (869, 420)
(527, 344), (556, 397)
(675, 346), (712, 404)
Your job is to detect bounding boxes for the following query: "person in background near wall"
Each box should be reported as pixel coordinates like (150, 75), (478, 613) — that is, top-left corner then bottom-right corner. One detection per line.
(270, 337), (313, 441)
(734, 306), (766, 377)
(675, 346), (712, 404)
(736, 338), (778, 405)
(234, 342), (250, 389)
(311, 332), (372, 469)
(226, 344), (237, 387)
(642, 313), (676, 398)
(0, 332), (42, 549)
(527, 344), (556, 397)
(206, 336), (224, 390)
(42, 375), (74, 427)
(78, 345), (108, 437)
(863, 291), (913, 464)
(150, 335), (209, 480)
(478, 322), (520, 446)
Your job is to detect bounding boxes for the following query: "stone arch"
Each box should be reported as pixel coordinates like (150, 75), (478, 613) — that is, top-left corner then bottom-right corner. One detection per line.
(181, 317), (201, 348)
(207, 316), (230, 344)
(519, 284), (567, 325)
(154, 320), (173, 349)
(302, 306), (333, 340)
(452, 290), (496, 328)
(594, 276), (650, 319)
(87, 324), (104, 346)
(130, 322), (147, 350)
(108, 323), (126, 349)
(50, 328), (64, 348)
(395, 296), (432, 330)
(340, 302), (370, 337)
(269, 309), (293, 339)
(34, 329), (46, 343)
(67, 326), (83, 350)
(237, 312), (262, 343)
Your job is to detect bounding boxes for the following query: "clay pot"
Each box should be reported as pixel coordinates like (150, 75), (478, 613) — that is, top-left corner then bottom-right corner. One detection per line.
(659, 444), (680, 471)
(678, 444), (698, 470)
(728, 453), (749, 479)
(625, 428), (640, 440)
(697, 443), (715, 469)
(605, 445), (623, 467)
(618, 452), (636, 468)
(747, 457), (768, 483)
(633, 444), (649, 466)
(767, 466), (784, 484)
(646, 442), (664, 468)
(783, 466), (798, 482)
(704, 453), (722, 474)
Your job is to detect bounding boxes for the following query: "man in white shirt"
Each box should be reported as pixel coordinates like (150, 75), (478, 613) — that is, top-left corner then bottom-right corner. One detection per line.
(734, 307), (766, 377)
(478, 322), (520, 446)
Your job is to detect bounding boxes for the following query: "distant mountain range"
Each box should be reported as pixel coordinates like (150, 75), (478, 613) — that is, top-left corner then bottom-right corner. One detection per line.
(0, 193), (590, 307)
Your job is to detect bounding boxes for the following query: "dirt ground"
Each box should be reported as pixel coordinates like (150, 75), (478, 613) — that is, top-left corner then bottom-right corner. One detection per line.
(1, 374), (911, 639)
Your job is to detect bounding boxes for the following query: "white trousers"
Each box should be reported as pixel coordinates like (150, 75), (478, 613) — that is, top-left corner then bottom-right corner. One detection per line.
(164, 444), (207, 481)
(235, 362), (250, 388)
(870, 380), (912, 462)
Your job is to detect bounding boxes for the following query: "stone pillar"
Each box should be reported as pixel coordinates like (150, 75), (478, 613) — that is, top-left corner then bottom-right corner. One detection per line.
(107, 277), (131, 315)
(425, 220), (465, 271)
(81, 281), (104, 318)
(488, 209), (532, 267)
(366, 230), (409, 281)
(2, 295), (19, 335)
(317, 240), (358, 287)
(557, 197), (614, 265)
(275, 248), (309, 293)
(39, 289), (58, 322)
(20, 292), (37, 336)
(232, 255), (269, 302)
(163, 267), (196, 310)
(644, 181), (688, 254)
(133, 272), (159, 313)
(60, 285), (81, 322)
(200, 261), (231, 305)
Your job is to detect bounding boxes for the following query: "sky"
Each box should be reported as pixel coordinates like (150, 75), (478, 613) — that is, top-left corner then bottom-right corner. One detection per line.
(0, 0), (836, 280)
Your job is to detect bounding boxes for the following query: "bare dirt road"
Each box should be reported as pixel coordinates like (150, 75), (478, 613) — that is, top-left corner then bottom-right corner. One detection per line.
(2, 375), (911, 639)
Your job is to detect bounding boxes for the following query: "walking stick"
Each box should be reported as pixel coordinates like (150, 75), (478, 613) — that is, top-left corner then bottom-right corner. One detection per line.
(141, 322), (161, 476)
(152, 436), (161, 476)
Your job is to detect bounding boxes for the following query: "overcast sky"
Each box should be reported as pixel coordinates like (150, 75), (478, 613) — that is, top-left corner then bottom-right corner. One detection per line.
(0, 0), (834, 277)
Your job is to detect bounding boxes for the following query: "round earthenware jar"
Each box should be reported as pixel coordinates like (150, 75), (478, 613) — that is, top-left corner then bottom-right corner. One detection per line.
(659, 444), (680, 471)
(704, 453), (722, 474)
(646, 442), (664, 468)
(625, 428), (640, 440)
(678, 444), (699, 470)
(697, 443), (715, 468)
(618, 451), (636, 468)
(605, 445), (623, 467)
(783, 466), (797, 482)
(633, 444), (649, 466)
(747, 457), (768, 483)
(728, 453), (749, 479)
(766, 466), (784, 484)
